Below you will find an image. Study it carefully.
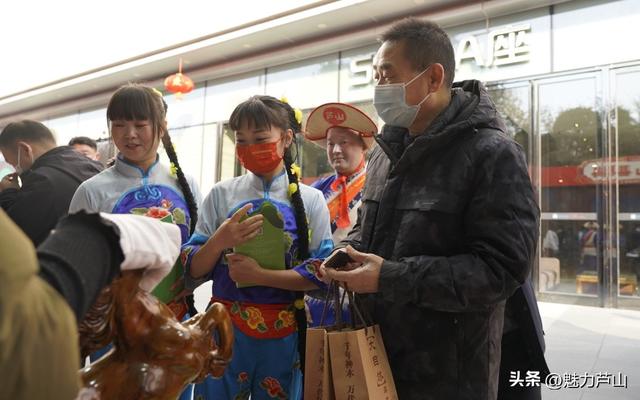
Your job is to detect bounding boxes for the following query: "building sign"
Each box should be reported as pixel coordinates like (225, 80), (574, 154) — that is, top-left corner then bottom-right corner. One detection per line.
(345, 18), (545, 94)
(456, 24), (531, 68)
(346, 23), (533, 89)
(349, 53), (375, 88)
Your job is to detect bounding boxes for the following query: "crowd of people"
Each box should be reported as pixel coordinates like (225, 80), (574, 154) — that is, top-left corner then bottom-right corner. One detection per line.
(0, 17), (548, 400)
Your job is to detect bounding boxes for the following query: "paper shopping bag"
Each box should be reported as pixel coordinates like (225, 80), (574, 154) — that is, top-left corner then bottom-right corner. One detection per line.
(304, 327), (335, 400)
(327, 324), (398, 400)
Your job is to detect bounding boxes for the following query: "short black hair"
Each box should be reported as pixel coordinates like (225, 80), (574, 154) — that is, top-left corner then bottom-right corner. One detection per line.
(381, 18), (455, 88)
(68, 136), (97, 151)
(0, 120), (56, 149)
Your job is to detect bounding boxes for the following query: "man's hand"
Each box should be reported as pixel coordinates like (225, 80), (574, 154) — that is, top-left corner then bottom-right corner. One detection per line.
(210, 204), (263, 250)
(0, 173), (19, 191)
(226, 253), (263, 284)
(321, 246), (384, 293)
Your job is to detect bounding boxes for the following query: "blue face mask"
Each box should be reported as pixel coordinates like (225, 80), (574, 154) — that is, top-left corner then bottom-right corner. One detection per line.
(373, 67), (432, 128)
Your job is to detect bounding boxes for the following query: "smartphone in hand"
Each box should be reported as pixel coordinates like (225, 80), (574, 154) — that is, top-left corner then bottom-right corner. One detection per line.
(323, 250), (354, 270)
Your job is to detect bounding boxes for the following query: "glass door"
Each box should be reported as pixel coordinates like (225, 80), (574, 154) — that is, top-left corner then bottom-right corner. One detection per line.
(217, 123), (244, 182)
(534, 73), (608, 305)
(611, 66), (640, 308)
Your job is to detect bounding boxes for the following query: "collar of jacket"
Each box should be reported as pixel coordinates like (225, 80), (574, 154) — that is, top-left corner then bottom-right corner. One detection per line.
(246, 169), (287, 199)
(114, 154), (160, 179)
(25, 146), (102, 181)
(28, 146), (71, 172)
(376, 80), (497, 175)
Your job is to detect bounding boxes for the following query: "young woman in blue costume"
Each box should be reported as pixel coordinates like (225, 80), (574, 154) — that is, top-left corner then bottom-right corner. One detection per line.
(183, 96), (333, 400)
(69, 84), (201, 400)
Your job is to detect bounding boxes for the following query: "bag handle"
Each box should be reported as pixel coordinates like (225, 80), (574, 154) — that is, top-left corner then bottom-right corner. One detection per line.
(319, 280), (344, 328)
(344, 284), (372, 331)
(319, 281), (375, 331)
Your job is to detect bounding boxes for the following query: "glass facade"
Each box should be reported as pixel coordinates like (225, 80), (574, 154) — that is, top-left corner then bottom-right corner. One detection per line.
(33, 0), (640, 308)
(483, 64), (640, 307)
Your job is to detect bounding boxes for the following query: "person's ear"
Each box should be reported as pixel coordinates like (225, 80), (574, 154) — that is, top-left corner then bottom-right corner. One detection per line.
(284, 128), (294, 148)
(16, 141), (32, 157)
(427, 63), (446, 93)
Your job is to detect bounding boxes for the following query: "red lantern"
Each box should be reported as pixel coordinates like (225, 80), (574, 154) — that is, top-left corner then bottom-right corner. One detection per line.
(164, 58), (194, 98)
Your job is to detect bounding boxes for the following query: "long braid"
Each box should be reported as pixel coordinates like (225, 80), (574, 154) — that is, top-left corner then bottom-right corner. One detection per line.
(280, 103), (309, 260)
(154, 90), (199, 316)
(161, 133), (198, 234)
(278, 100), (309, 373)
(148, 87), (199, 234)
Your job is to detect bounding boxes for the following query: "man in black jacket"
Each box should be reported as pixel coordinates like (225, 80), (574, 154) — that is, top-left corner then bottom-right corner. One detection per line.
(324, 18), (547, 399)
(0, 120), (102, 246)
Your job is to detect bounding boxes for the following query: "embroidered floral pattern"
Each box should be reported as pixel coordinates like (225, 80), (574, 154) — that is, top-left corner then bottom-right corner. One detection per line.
(231, 371), (251, 400)
(305, 259), (324, 281)
(130, 198), (186, 225)
(237, 371), (249, 383)
(260, 376), (287, 399)
(246, 307), (267, 331)
(146, 206), (172, 220)
(230, 302), (268, 333)
(222, 300), (297, 338)
(274, 309), (295, 330)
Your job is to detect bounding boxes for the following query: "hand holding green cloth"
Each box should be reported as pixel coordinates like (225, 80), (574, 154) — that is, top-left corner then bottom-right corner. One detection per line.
(234, 201), (286, 288)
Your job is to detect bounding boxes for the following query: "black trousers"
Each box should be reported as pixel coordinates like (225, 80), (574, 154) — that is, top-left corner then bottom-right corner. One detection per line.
(497, 330), (542, 400)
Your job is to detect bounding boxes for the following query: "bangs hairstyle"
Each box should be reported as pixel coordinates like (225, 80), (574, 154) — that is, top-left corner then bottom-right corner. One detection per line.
(107, 84), (167, 137)
(229, 96), (291, 133)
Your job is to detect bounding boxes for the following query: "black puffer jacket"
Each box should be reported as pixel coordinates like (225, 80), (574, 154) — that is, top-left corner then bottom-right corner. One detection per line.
(0, 146), (102, 246)
(343, 80), (539, 400)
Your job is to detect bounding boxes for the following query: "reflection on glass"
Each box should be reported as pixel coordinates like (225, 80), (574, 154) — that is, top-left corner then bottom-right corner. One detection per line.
(45, 113), (80, 146)
(77, 108), (109, 140)
(205, 72), (265, 123)
(200, 124), (218, 194)
(219, 124), (243, 181)
(538, 76), (600, 295)
(165, 85), (206, 129)
(488, 85), (531, 161)
(615, 69), (640, 297)
(265, 54), (339, 110)
(162, 126), (204, 189)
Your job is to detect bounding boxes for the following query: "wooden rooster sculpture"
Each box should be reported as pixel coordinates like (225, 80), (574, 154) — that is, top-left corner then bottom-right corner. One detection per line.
(77, 270), (233, 400)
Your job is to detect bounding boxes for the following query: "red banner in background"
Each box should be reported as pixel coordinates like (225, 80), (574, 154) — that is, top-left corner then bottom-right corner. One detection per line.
(541, 156), (640, 187)
(304, 157), (640, 188)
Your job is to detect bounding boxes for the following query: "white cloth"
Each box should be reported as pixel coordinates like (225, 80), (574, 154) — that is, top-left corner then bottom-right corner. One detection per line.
(100, 212), (181, 292)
